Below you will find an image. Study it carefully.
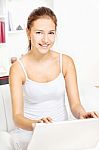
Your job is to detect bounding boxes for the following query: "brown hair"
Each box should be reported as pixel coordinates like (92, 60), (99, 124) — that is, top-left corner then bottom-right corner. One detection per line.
(27, 6), (57, 50)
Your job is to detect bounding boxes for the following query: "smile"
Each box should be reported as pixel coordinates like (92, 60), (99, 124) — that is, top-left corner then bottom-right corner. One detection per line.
(39, 44), (49, 48)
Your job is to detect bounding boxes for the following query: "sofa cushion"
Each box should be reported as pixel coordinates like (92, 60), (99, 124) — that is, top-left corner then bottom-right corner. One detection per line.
(0, 85), (15, 131)
(0, 91), (7, 131)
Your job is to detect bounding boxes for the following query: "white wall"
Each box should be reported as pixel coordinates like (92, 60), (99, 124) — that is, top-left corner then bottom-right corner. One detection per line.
(53, 0), (99, 86)
(0, 0), (99, 87)
(0, 0), (53, 75)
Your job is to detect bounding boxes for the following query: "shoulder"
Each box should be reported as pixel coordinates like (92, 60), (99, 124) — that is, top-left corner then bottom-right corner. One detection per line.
(51, 50), (59, 57)
(61, 53), (76, 77)
(51, 50), (73, 62)
(9, 60), (25, 82)
(9, 53), (27, 73)
(62, 54), (74, 66)
(10, 60), (20, 73)
(51, 50), (75, 66)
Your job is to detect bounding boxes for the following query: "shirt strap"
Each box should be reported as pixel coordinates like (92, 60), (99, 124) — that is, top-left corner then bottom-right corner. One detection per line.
(18, 59), (28, 80)
(60, 53), (63, 73)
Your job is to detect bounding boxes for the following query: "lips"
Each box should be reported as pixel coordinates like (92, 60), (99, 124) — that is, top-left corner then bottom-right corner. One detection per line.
(39, 43), (50, 48)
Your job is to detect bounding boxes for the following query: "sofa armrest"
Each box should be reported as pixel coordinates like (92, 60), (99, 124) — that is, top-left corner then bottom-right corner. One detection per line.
(0, 85), (16, 132)
(0, 90), (7, 131)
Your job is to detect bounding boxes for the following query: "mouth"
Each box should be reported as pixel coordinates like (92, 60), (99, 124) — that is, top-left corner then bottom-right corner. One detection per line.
(39, 43), (50, 48)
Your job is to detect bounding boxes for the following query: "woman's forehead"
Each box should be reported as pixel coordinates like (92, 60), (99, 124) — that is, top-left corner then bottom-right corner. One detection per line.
(31, 18), (56, 30)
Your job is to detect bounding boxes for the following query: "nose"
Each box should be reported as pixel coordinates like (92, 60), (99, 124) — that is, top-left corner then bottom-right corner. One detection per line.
(42, 33), (49, 43)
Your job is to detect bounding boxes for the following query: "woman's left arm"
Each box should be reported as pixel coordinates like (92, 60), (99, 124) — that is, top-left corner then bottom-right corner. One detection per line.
(63, 54), (99, 119)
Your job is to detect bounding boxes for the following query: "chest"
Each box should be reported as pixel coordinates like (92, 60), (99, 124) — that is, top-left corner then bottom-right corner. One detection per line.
(26, 60), (61, 83)
(23, 73), (65, 103)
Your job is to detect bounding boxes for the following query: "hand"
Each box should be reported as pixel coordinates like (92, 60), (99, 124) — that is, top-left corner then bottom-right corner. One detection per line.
(40, 117), (53, 123)
(79, 111), (99, 119)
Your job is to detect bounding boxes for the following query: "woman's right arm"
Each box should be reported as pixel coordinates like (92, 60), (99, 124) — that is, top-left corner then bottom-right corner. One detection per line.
(9, 61), (41, 131)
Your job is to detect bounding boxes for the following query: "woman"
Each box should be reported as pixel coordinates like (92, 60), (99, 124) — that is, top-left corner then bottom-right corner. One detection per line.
(1, 6), (99, 150)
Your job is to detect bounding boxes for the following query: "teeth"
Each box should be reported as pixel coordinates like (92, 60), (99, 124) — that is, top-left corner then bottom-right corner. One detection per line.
(39, 44), (49, 48)
(42, 45), (48, 47)
(39, 44), (48, 46)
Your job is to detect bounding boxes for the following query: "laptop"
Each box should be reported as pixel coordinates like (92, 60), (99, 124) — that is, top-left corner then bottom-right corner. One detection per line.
(27, 118), (99, 150)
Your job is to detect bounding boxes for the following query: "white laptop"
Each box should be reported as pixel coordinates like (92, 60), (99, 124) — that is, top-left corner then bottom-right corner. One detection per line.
(27, 118), (99, 150)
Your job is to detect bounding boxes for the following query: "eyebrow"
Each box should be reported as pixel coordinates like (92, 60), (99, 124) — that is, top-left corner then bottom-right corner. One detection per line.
(34, 29), (55, 32)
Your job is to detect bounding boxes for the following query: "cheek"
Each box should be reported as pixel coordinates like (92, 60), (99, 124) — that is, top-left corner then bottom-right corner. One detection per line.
(31, 35), (42, 42)
(30, 36), (38, 44)
(50, 36), (55, 43)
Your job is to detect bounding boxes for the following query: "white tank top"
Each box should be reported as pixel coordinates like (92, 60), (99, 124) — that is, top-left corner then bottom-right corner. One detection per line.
(19, 54), (68, 122)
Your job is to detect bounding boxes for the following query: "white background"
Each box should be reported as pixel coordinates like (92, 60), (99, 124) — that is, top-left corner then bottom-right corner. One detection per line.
(0, 0), (99, 87)
(53, 0), (99, 86)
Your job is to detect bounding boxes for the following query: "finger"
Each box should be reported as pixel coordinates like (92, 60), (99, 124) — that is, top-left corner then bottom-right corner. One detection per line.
(47, 117), (53, 123)
(90, 112), (98, 118)
(32, 122), (36, 129)
(79, 112), (99, 119)
(41, 118), (49, 123)
(79, 116), (85, 119)
(85, 112), (98, 118)
(79, 112), (90, 119)
(94, 111), (99, 118)
(37, 119), (42, 123)
(80, 112), (95, 119)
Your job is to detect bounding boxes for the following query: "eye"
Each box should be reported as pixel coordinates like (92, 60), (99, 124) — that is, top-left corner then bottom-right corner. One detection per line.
(36, 31), (42, 34)
(49, 31), (55, 35)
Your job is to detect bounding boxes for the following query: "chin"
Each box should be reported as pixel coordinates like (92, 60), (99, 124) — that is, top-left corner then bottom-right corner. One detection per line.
(39, 48), (50, 54)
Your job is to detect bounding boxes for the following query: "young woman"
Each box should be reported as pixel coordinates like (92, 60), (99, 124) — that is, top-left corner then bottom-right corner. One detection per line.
(0, 6), (99, 150)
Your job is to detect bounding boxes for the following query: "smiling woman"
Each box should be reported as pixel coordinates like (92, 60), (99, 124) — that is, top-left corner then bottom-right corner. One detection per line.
(0, 6), (99, 150)
(27, 17), (56, 54)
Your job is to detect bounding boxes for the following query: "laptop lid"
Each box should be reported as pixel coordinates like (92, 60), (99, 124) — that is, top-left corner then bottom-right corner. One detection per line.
(27, 118), (99, 150)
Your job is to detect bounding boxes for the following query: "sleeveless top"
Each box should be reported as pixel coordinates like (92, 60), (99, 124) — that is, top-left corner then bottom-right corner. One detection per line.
(19, 54), (68, 122)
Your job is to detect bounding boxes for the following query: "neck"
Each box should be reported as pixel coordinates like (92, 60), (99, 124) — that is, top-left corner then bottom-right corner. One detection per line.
(28, 49), (52, 62)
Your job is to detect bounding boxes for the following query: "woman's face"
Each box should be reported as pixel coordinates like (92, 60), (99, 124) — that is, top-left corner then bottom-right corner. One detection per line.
(28, 17), (56, 54)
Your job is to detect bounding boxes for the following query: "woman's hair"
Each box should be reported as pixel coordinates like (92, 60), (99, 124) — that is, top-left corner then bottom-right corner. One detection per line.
(27, 6), (57, 50)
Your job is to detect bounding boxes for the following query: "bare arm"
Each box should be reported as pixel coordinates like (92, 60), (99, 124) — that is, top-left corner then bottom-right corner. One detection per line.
(9, 61), (41, 131)
(63, 55), (99, 119)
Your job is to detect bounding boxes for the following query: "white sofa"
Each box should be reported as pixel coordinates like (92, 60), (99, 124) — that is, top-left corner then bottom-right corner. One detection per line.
(0, 84), (15, 132)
